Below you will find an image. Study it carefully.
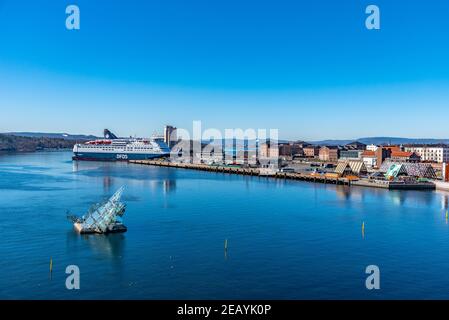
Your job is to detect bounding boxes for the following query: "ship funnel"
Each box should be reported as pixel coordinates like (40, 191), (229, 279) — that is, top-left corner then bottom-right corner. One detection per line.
(104, 129), (118, 139)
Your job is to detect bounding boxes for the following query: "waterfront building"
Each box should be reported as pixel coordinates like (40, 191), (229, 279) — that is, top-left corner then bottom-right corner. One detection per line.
(345, 141), (367, 150)
(291, 141), (309, 157)
(163, 125), (177, 148)
(197, 148), (224, 164)
(375, 147), (393, 169)
(383, 145), (402, 152)
(260, 142), (278, 158)
(403, 145), (449, 163)
(278, 143), (292, 157)
(291, 148), (305, 158)
(339, 149), (364, 160)
(196, 138), (258, 165)
(335, 160), (368, 177)
(362, 150), (377, 168)
(339, 141), (366, 160)
(380, 161), (437, 179)
(260, 141), (306, 159)
(319, 146), (340, 162)
(223, 138), (238, 164)
(390, 151), (421, 163)
(366, 144), (379, 152)
(373, 146), (409, 168)
(303, 146), (320, 158)
(259, 141), (280, 166)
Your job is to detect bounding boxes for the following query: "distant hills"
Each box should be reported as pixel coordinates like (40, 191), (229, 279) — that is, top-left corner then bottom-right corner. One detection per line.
(0, 133), (91, 152)
(2, 131), (449, 154)
(4, 132), (99, 140)
(309, 137), (449, 146)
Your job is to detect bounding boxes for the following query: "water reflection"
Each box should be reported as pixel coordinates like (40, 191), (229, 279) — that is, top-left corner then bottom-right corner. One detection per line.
(335, 185), (351, 200)
(388, 190), (434, 207)
(440, 192), (449, 210)
(334, 183), (440, 209)
(72, 160), (104, 175)
(103, 176), (114, 193)
(66, 231), (125, 261)
(334, 185), (366, 203)
(73, 160), (180, 194)
(162, 179), (176, 194)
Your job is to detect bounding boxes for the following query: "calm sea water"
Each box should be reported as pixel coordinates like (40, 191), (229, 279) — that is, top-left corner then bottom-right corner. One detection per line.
(1, 151), (449, 299)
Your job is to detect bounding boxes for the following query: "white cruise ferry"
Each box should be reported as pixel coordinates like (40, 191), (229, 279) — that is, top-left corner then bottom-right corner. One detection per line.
(72, 129), (171, 161)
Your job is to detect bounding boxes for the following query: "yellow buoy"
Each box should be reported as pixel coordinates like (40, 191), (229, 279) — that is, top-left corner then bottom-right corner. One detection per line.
(446, 210), (448, 220)
(362, 222), (365, 237)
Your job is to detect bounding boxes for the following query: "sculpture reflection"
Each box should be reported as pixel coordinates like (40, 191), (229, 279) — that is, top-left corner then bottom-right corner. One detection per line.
(67, 231), (125, 261)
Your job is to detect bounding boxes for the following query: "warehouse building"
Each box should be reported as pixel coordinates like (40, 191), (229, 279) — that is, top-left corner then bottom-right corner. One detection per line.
(319, 146), (341, 162)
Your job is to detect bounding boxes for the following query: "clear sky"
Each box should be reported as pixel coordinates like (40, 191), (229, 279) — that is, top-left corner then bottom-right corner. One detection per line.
(0, 0), (448, 140)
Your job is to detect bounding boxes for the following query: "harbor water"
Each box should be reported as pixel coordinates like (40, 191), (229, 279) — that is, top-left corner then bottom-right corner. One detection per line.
(1, 151), (449, 299)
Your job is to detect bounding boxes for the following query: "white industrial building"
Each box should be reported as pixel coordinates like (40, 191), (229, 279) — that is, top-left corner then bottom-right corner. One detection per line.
(404, 145), (449, 163)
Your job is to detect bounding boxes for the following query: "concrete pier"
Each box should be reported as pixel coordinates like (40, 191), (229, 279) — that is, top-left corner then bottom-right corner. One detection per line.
(352, 178), (435, 190)
(129, 160), (437, 190)
(129, 160), (350, 185)
(432, 180), (449, 191)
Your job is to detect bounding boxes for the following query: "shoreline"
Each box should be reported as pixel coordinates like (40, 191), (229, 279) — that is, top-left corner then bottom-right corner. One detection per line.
(129, 159), (436, 191)
(1, 149), (438, 192)
(0, 148), (72, 154)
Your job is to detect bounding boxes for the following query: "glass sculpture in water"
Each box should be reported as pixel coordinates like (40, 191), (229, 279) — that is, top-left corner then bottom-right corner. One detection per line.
(67, 186), (127, 234)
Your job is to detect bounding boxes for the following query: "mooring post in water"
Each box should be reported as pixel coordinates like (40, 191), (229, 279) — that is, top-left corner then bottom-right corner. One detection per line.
(224, 239), (228, 260)
(49, 257), (53, 279)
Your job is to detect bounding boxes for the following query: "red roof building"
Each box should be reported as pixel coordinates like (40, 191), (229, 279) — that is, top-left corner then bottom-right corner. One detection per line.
(390, 151), (421, 163)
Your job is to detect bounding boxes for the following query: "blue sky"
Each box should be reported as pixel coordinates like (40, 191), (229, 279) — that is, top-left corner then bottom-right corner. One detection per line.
(0, 0), (448, 140)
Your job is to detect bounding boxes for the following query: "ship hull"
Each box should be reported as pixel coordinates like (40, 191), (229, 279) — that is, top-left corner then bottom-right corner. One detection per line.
(72, 152), (169, 161)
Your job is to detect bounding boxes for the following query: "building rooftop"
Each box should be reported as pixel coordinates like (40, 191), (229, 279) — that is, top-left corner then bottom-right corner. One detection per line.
(391, 151), (414, 158)
(382, 146), (402, 152)
(379, 161), (436, 179)
(345, 141), (367, 150)
(335, 160), (367, 175)
(362, 150), (376, 157)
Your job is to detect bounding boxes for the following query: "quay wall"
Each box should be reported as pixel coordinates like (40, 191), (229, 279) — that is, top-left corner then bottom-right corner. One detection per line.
(129, 160), (436, 191)
(433, 180), (449, 191)
(129, 160), (350, 185)
(352, 179), (435, 190)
